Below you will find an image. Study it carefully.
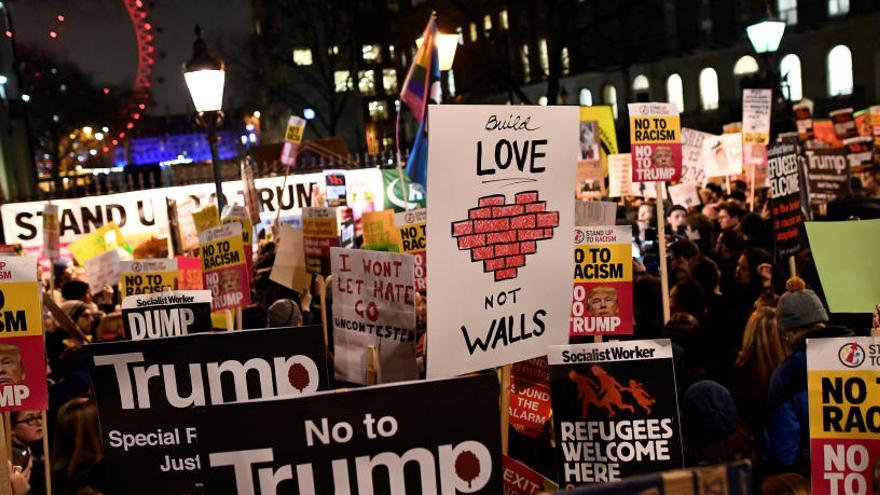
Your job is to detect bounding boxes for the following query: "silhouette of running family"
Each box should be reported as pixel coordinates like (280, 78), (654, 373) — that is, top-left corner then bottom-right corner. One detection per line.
(568, 366), (656, 418)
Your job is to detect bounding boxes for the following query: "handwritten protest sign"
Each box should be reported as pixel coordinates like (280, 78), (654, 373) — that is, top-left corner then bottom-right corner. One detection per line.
(426, 105), (577, 378)
(199, 223), (249, 311)
(767, 141), (809, 258)
(806, 219), (880, 314)
(196, 373), (501, 493)
(67, 221), (126, 264)
(702, 133), (743, 177)
(571, 226), (633, 337)
(804, 148), (851, 205)
(667, 183), (701, 208)
(575, 201), (617, 227)
(87, 326), (329, 494)
(395, 208), (427, 293)
(331, 247), (417, 384)
(742, 89), (772, 145)
(680, 128), (710, 187)
(807, 337), (880, 495)
(121, 290), (212, 340)
(83, 249), (122, 294)
(42, 204), (60, 259)
(549, 340), (683, 488)
(629, 103), (682, 183)
(0, 257), (48, 412)
(509, 357), (552, 439)
(119, 258), (178, 297)
(608, 154), (635, 198)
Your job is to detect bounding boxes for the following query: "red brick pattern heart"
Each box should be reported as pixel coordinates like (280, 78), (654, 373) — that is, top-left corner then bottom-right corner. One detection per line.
(451, 191), (560, 281)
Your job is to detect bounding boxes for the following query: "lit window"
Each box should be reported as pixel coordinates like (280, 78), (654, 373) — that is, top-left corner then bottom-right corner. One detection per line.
(483, 15), (492, 35)
(828, 0), (849, 16)
(778, 0), (797, 25)
(329, 45), (339, 56)
(448, 69), (456, 96)
(368, 100), (388, 120)
(389, 45), (396, 60)
(358, 70), (376, 95)
(539, 39), (549, 77)
(382, 69), (398, 93)
(500, 10), (509, 30)
(666, 74), (684, 113)
(779, 54), (803, 101)
(334, 71), (352, 93)
(469, 23), (478, 42)
(456, 26), (464, 45)
(292, 48), (312, 66)
(699, 68), (719, 111)
(733, 55), (759, 75)
(603, 84), (618, 119)
(579, 88), (592, 106)
(632, 75), (650, 91)
(561, 47), (570, 76)
(538, 96), (548, 106)
(362, 44), (382, 63)
(521, 44), (531, 82)
(827, 44), (853, 96)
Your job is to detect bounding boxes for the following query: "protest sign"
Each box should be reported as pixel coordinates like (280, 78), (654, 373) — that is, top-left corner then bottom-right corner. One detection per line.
(325, 170), (348, 207)
(503, 456), (557, 495)
(0, 257), (48, 411)
(361, 209), (399, 251)
(119, 258), (178, 297)
(121, 290), (212, 340)
(574, 201), (617, 227)
(196, 373), (501, 494)
(702, 133), (743, 177)
(192, 204), (221, 234)
(42, 204), (59, 259)
(576, 160), (605, 200)
(302, 206), (354, 274)
(509, 357), (552, 439)
(844, 136), (874, 173)
(629, 103), (682, 182)
(767, 141), (809, 258)
(571, 226), (633, 337)
(807, 336), (880, 495)
(579, 121), (601, 160)
(67, 221), (126, 264)
(174, 197), (200, 252)
(608, 154), (635, 198)
(280, 115), (306, 167)
(269, 225), (310, 293)
(680, 128), (710, 187)
(88, 326), (329, 494)
(548, 340), (683, 488)
(804, 148), (851, 205)
(742, 89), (772, 145)
(794, 101), (814, 142)
(830, 107), (857, 140)
(743, 143), (769, 188)
(331, 247), (417, 384)
(559, 460), (753, 494)
(199, 223), (250, 311)
(176, 256), (203, 290)
(83, 249), (122, 293)
(394, 208), (427, 293)
(240, 157), (261, 225)
(806, 219), (880, 313)
(580, 106), (619, 158)
(667, 183), (701, 208)
(221, 204), (253, 246)
(426, 105), (577, 378)
(380, 169), (426, 211)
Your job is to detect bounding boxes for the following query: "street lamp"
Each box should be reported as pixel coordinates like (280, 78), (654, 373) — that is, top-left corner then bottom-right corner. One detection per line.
(184, 25), (227, 210)
(746, 17), (785, 54)
(415, 33), (459, 71)
(746, 5), (790, 134)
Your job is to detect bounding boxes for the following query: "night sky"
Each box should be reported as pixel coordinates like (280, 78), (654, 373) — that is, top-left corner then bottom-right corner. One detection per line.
(14, 0), (253, 115)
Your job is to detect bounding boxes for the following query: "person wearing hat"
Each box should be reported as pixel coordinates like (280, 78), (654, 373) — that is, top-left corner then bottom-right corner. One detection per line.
(681, 380), (755, 467)
(60, 300), (98, 338)
(764, 276), (853, 475)
(267, 299), (304, 327)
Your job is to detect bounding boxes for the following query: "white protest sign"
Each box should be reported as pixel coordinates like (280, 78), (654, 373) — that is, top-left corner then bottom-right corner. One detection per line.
(702, 132), (743, 177)
(426, 105), (577, 378)
(667, 183), (701, 208)
(743, 89), (772, 145)
(681, 128), (710, 186)
(83, 249), (122, 293)
(608, 153), (635, 198)
(121, 290), (212, 340)
(331, 247), (417, 384)
(269, 225), (310, 293)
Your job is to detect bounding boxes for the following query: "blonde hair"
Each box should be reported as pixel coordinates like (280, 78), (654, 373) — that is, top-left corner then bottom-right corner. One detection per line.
(736, 307), (786, 383)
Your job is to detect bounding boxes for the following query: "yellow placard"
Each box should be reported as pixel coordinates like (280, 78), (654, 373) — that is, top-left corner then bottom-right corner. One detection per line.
(630, 114), (681, 145)
(397, 222), (426, 253)
(743, 132), (769, 146)
(573, 243), (632, 283)
(0, 281), (43, 338)
(120, 271), (178, 297)
(201, 232), (246, 271)
(808, 370), (880, 440)
(302, 217), (338, 239)
(192, 205), (221, 234)
(67, 222), (125, 264)
(362, 210), (399, 249)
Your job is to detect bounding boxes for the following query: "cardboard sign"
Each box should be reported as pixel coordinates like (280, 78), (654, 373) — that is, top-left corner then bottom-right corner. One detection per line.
(42, 204), (60, 259)
(768, 141), (809, 258)
(119, 258), (179, 297)
(742, 89), (772, 145)
(680, 128), (710, 187)
(84, 249), (122, 293)
(269, 225), (310, 293)
(806, 219), (880, 314)
(361, 209), (399, 251)
(196, 373), (502, 494)
(702, 133), (743, 177)
(426, 105), (577, 378)
(744, 143), (769, 188)
(667, 183), (701, 208)
(67, 221), (127, 264)
(804, 148), (851, 205)
(581, 106), (619, 157)
(608, 154), (634, 198)
(548, 340), (683, 488)
(503, 455), (557, 494)
(302, 207), (354, 274)
(571, 226), (633, 337)
(807, 337), (880, 495)
(844, 136), (874, 173)
(192, 204), (221, 234)
(199, 223), (250, 311)
(331, 247), (417, 384)
(575, 201), (617, 227)
(576, 159), (606, 200)
(176, 256), (203, 290)
(794, 102), (814, 142)
(394, 208), (427, 293)
(325, 170), (348, 207)
(87, 326), (329, 494)
(280, 115), (306, 167)
(0, 257), (48, 411)
(509, 357), (552, 439)
(629, 103), (682, 182)
(240, 157), (261, 225)
(121, 290), (212, 340)
(830, 107), (857, 140)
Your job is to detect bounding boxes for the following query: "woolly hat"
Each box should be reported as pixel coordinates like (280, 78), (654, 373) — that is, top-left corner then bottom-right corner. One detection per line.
(681, 380), (739, 443)
(777, 276), (828, 332)
(267, 299), (302, 328)
(60, 300), (88, 321)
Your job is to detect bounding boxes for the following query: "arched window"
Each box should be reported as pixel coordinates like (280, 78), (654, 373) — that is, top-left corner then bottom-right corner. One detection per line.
(579, 88), (593, 106)
(827, 44), (853, 96)
(632, 74), (650, 102)
(699, 68), (719, 111)
(779, 54), (803, 101)
(733, 55), (759, 76)
(666, 74), (684, 113)
(603, 84), (618, 119)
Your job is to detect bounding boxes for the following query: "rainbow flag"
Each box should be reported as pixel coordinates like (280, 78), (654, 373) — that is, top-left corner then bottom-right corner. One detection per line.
(400, 16), (438, 124)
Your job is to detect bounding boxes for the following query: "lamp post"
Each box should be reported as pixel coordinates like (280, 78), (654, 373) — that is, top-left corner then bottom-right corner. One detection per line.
(184, 26), (227, 210)
(746, 5), (789, 134)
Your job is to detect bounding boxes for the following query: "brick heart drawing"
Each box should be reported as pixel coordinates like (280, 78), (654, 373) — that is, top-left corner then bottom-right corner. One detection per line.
(451, 191), (560, 281)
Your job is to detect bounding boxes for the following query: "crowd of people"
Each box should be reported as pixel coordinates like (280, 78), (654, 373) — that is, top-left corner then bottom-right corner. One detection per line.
(14, 176), (879, 495)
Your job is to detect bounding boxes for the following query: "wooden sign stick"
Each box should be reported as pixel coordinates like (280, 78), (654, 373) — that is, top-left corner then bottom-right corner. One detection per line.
(318, 275), (331, 351)
(788, 255), (797, 278)
(749, 160), (757, 212)
(366, 345), (378, 386)
(3, 413), (10, 464)
(656, 183), (671, 324)
(499, 364), (511, 456)
(0, 413), (11, 495)
(41, 411), (52, 495)
(224, 309), (234, 332)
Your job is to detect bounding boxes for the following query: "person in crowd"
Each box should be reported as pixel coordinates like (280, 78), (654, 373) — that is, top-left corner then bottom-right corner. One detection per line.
(716, 229), (746, 300)
(764, 277), (853, 475)
(731, 248), (784, 340)
(666, 205), (688, 238)
(52, 398), (107, 495)
(633, 276), (664, 339)
(665, 312), (711, 386)
(267, 299), (304, 327)
(668, 239), (700, 285)
(636, 202), (655, 244)
(726, 189), (748, 211)
(761, 473), (810, 495)
(740, 212), (771, 250)
(11, 410), (46, 494)
(94, 312), (124, 341)
(717, 201), (744, 231)
(670, 280), (708, 324)
(685, 213), (715, 256)
(681, 380), (755, 467)
(60, 301), (98, 340)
